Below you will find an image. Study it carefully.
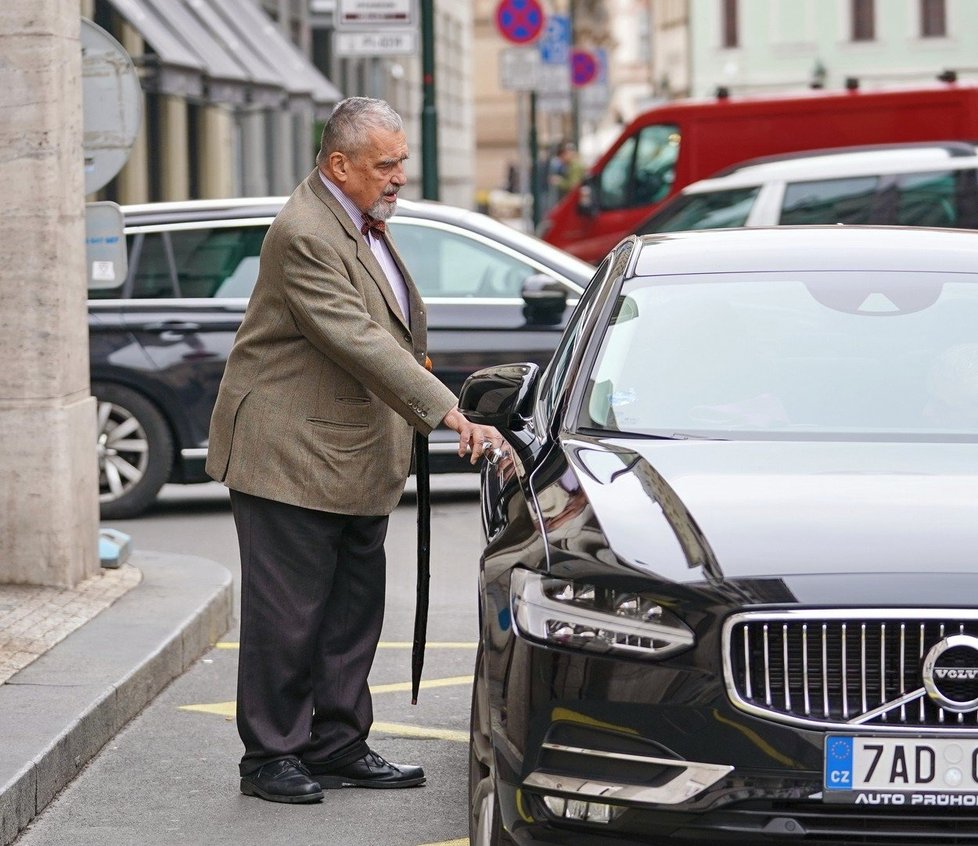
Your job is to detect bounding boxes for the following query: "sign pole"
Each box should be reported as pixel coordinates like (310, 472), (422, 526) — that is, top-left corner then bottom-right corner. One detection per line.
(421, 0), (438, 200)
(530, 90), (541, 229)
(569, 0), (580, 148)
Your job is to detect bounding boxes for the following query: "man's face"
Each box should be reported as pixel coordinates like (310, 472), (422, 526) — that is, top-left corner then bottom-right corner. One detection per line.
(329, 126), (408, 221)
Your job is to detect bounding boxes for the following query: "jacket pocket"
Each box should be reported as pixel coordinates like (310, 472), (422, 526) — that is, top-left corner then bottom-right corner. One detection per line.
(306, 417), (368, 431)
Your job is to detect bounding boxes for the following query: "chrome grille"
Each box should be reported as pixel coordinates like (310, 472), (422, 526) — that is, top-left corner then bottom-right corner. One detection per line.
(722, 610), (978, 730)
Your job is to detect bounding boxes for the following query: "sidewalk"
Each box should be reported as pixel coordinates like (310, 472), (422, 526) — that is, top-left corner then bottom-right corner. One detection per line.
(0, 551), (232, 846)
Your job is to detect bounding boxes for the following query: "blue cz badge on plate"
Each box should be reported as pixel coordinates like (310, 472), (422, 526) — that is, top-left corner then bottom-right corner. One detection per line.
(825, 735), (854, 791)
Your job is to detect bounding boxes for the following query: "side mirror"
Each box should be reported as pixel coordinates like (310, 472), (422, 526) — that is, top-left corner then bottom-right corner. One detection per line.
(521, 274), (568, 326)
(459, 362), (540, 432)
(577, 177), (598, 216)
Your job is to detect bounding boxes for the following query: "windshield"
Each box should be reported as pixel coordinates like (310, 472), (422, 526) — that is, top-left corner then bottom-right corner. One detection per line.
(577, 271), (978, 440)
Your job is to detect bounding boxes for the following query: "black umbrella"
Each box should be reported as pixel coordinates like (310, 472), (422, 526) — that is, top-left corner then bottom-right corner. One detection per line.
(411, 429), (430, 705)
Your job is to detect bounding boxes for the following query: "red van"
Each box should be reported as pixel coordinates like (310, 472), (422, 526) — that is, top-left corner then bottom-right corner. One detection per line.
(541, 80), (978, 261)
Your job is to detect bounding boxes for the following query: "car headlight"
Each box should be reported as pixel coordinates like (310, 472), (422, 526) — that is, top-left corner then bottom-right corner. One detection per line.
(510, 569), (694, 660)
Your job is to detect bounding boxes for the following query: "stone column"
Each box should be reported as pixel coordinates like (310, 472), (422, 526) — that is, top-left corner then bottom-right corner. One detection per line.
(116, 105), (150, 204)
(0, 0), (99, 586)
(239, 109), (270, 196)
(268, 107), (294, 194)
(198, 105), (235, 198)
(115, 23), (149, 204)
(160, 94), (190, 200)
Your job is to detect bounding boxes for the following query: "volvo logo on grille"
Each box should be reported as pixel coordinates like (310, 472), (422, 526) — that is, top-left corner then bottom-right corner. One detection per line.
(923, 635), (978, 713)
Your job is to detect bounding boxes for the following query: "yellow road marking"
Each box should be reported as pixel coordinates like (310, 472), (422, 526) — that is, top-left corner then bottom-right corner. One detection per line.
(214, 641), (477, 650)
(371, 722), (468, 743)
(180, 699), (235, 718)
(420, 840), (468, 846)
(179, 675), (472, 717)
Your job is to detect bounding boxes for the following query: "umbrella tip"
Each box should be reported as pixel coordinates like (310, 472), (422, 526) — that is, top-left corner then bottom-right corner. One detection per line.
(411, 697), (418, 705)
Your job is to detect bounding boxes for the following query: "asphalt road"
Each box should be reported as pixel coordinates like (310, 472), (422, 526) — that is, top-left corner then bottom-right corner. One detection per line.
(15, 476), (484, 846)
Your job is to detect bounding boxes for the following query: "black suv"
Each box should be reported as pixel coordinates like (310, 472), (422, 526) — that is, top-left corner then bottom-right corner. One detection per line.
(89, 197), (593, 518)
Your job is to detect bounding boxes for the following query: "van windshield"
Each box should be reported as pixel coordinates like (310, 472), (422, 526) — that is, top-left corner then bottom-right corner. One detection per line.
(599, 124), (679, 210)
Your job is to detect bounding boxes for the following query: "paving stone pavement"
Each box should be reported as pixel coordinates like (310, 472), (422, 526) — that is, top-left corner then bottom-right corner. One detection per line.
(0, 565), (141, 686)
(0, 552), (233, 846)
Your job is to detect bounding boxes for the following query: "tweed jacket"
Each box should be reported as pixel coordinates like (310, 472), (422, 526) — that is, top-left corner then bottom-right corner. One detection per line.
(206, 169), (457, 515)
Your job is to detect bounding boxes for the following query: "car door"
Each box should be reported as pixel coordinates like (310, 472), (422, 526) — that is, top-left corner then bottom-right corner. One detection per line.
(119, 218), (270, 450)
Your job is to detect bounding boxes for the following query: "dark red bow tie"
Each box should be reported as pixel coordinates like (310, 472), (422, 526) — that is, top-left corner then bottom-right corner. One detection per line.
(360, 214), (386, 236)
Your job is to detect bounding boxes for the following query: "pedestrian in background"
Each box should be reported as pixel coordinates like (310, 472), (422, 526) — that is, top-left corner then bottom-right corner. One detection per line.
(206, 96), (500, 804)
(549, 140), (585, 202)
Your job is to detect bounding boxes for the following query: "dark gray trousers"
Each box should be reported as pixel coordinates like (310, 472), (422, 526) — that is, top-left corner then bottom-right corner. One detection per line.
(230, 489), (388, 776)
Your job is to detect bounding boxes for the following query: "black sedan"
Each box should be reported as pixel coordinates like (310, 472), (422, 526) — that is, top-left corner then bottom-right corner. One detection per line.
(89, 197), (593, 518)
(460, 226), (978, 845)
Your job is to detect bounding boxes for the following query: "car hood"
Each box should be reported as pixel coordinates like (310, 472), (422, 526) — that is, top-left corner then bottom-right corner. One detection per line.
(556, 438), (978, 600)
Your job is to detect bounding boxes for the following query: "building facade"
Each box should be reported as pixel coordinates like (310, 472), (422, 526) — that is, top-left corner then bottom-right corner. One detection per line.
(312, 0), (474, 207)
(690, 0), (978, 97)
(85, 0), (474, 208)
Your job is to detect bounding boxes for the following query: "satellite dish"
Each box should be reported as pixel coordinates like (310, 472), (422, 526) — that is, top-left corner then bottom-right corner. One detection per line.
(81, 18), (142, 194)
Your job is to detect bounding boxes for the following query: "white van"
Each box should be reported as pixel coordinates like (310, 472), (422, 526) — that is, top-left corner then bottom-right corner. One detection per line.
(634, 142), (978, 233)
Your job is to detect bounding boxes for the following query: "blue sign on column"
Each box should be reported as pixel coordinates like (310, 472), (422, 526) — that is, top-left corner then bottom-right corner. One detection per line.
(538, 14), (571, 65)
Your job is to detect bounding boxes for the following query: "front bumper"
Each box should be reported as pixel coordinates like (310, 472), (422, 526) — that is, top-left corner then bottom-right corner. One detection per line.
(488, 635), (978, 845)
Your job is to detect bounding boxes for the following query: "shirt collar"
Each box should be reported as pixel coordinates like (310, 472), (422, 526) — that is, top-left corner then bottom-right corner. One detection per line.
(319, 170), (367, 233)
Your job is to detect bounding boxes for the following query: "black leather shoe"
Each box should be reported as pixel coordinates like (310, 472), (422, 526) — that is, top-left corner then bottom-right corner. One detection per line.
(310, 750), (425, 789)
(240, 759), (324, 803)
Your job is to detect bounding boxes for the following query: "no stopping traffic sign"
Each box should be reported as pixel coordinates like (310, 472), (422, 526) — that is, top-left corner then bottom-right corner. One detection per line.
(495, 0), (544, 45)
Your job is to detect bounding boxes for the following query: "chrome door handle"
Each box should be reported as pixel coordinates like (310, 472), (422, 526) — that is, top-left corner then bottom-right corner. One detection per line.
(145, 321), (200, 342)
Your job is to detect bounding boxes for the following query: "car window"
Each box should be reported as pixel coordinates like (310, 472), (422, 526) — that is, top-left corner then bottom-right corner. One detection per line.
(538, 257), (613, 423)
(600, 124), (679, 210)
(127, 225), (267, 299)
(892, 169), (978, 228)
(633, 124), (679, 205)
(779, 176), (878, 225)
(388, 220), (540, 298)
(638, 187), (761, 233)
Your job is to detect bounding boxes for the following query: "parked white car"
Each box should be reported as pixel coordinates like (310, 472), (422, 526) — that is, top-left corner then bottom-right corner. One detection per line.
(634, 142), (978, 233)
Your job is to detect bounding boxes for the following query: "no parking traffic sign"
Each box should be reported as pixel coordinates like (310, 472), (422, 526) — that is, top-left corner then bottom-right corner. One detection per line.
(495, 0), (544, 45)
(572, 49), (598, 87)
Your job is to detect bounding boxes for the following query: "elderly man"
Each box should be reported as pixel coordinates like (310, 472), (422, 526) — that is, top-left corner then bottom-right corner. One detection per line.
(207, 97), (498, 804)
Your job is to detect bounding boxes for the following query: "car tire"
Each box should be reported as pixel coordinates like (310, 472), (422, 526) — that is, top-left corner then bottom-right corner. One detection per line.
(93, 382), (173, 520)
(468, 643), (512, 846)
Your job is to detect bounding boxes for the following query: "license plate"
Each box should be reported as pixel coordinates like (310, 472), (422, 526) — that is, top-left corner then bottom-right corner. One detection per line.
(825, 734), (978, 805)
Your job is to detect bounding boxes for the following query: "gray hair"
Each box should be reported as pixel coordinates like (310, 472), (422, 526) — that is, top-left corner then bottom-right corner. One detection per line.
(316, 97), (403, 165)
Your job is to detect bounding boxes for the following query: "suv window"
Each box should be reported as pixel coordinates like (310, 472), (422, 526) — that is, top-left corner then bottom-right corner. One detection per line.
(891, 169), (978, 228)
(638, 186), (761, 233)
(600, 124), (679, 210)
(779, 176), (878, 225)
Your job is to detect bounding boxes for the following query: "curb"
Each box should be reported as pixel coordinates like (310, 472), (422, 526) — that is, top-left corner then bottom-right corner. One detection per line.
(0, 551), (233, 845)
